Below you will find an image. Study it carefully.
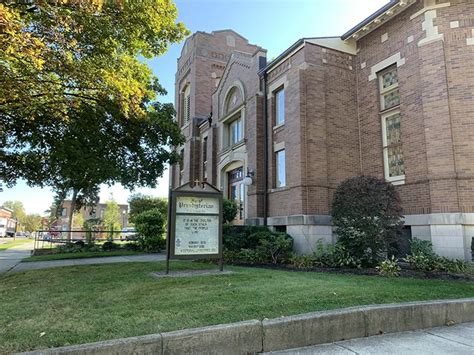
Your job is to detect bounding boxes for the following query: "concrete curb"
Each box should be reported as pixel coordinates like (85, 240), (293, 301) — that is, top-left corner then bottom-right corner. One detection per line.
(21, 298), (474, 354)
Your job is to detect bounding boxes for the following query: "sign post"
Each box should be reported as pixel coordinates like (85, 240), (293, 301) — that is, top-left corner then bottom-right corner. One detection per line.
(166, 182), (223, 274)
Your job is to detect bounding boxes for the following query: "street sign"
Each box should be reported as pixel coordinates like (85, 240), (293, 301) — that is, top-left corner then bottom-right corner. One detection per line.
(166, 182), (223, 273)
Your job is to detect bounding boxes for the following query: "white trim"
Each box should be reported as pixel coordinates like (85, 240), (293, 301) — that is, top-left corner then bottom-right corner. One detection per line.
(467, 30), (474, 46)
(417, 9), (444, 47)
(409, 1), (450, 20)
(267, 75), (288, 100)
(274, 141), (285, 152)
(368, 52), (405, 81)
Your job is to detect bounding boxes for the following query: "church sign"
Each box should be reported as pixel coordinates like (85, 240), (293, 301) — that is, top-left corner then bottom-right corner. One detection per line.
(167, 182), (223, 265)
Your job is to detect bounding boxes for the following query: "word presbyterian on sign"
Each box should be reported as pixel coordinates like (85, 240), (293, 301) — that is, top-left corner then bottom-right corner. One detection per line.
(168, 182), (223, 263)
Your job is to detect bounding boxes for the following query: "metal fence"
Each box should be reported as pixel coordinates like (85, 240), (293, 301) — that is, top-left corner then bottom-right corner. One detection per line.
(34, 229), (136, 250)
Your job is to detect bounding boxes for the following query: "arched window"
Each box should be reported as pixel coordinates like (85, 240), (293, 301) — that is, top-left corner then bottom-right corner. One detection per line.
(183, 84), (191, 124)
(224, 87), (238, 115)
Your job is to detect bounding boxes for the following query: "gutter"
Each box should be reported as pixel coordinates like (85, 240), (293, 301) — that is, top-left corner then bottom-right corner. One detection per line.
(341, 0), (400, 40)
(258, 38), (305, 76)
(262, 71), (268, 226)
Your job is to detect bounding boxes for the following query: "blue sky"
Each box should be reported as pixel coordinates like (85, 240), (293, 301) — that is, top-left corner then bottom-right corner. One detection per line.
(1, 0), (389, 215)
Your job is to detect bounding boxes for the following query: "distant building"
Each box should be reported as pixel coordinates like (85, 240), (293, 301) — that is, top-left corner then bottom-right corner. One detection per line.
(55, 200), (129, 231)
(0, 207), (17, 237)
(171, 0), (474, 261)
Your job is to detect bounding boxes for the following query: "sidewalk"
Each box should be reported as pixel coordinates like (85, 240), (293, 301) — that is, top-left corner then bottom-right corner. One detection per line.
(7, 253), (166, 273)
(0, 240), (34, 273)
(266, 322), (474, 354)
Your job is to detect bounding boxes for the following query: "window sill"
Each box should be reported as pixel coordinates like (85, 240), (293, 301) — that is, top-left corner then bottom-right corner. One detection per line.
(380, 105), (400, 115)
(218, 139), (246, 156)
(387, 177), (405, 186)
(269, 186), (290, 193)
(273, 122), (285, 132)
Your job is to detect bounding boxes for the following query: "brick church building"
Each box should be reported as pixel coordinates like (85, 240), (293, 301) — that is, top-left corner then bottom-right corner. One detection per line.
(170, 0), (474, 261)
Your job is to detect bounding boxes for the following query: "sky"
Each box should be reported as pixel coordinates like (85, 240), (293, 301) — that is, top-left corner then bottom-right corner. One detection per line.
(1, 0), (389, 215)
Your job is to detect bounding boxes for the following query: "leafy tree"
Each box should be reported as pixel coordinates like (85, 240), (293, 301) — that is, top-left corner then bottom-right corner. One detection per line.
(72, 211), (84, 229)
(103, 200), (121, 233)
(134, 208), (166, 252)
(128, 194), (168, 224)
(331, 176), (404, 267)
(23, 214), (43, 233)
(1, 200), (26, 224)
(0, 1), (188, 232)
(0, 0), (188, 129)
(223, 199), (238, 224)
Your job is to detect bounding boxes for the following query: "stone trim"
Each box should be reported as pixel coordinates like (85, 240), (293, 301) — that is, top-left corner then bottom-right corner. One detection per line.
(418, 9), (444, 47)
(467, 29), (474, 46)
(404, 213), (474, 226)
(273, 141), (285, 152)
(267, 214), (332, 226)
(368, 52), (405, 81)
(409, 0), (451, 20)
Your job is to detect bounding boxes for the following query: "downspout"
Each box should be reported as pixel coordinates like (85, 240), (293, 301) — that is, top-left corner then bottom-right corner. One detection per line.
(262, 71), (269, 226)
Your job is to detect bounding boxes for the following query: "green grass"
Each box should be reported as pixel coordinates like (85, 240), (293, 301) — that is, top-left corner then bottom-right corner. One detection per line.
(0, 239), (32, 251)
(1, 262), (473, 352)
(23, 250), (145, 262)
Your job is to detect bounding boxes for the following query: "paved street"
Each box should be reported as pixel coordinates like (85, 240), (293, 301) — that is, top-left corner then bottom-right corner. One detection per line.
(7, 253), (166, 273)
(0, 239), (34, 273)
(267, 322), (474, 354)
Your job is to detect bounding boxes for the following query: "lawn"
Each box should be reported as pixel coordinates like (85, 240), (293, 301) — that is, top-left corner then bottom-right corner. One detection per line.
(1, 262), (473, 352)
(0, 238), (32, 251)
(23, 250), (145, 262)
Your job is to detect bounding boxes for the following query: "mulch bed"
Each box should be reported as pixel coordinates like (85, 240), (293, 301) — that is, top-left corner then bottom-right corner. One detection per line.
(220, 261), (474, 281)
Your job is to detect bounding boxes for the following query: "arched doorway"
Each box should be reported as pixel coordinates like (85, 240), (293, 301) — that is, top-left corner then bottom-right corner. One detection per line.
(227, 166), (245, 225)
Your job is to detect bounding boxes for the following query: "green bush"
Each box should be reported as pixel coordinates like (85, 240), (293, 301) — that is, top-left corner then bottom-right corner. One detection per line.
(313, 240), (362, 269)
(134, 208), (166, 252)
(223, 199), (238, 224)
(376, 256), (401, 277)
(410, 238), (435, 257)
(101, 241), (119, 251)
(256, 231), (293, 264)
(289, 254), (315, 269)
(405, 238), (470, 274)
(223, 226), (293, 264)
(58, 243), (83, 253)
(223, 225), (270, 251)
(236, 249), (265, 264)
(332, 176), (404, 267)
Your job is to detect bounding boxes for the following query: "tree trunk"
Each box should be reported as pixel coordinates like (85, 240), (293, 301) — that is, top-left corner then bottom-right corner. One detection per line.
(68, 189), (78, 241)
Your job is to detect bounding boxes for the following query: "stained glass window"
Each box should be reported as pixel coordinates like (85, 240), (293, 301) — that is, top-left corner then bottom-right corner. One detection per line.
(382, 68), (398, 89)
(379, 66), (400, 110)
(383, 112), (405, 180)
(379, 65), (404, 182)
(383, 89), (400, 109)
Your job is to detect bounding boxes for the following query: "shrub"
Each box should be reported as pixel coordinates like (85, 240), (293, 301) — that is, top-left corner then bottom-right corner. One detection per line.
(332, 176), (404, 267)
(376, 256), (401, 277)
(223, 226), (293, 264)
(313, 240), (362, 269)
(223, 225), (269, 251)
(102, 241), (119, 251)
(290, 254), (315, 269)
(223, 199), (238, 224)
(405, 238), (470, 274)
(134, 208), (166, 252)
(58, 243), (83, 253)
(256, 231), (293, 264)
(236, 249), (265, 264)
(410, 238), (435, 257)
